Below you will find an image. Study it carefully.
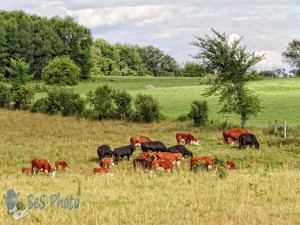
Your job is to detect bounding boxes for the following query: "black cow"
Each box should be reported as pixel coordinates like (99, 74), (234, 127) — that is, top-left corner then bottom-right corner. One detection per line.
(133, 158), (153, 171)
(113, 145), (135, 163)
(97, 144), (114, 161)
(239, 134), (259, 149)
(167, 145), (193, 157)
(141, 141), (168, 152)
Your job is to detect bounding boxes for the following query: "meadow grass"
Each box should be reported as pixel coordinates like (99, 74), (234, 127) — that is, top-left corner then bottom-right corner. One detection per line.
(34, 76), (300, 126)
(1, 109), (300, 224)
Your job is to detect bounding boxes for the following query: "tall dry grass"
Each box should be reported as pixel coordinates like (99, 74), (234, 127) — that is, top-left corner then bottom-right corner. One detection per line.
(1, 109), (300, 224)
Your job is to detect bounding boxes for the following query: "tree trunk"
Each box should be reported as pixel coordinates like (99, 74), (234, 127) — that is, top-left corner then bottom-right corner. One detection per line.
(241, 116), (246, 128)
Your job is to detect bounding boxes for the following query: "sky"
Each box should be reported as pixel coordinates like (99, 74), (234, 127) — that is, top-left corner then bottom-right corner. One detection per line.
(2, 0), (300, 72)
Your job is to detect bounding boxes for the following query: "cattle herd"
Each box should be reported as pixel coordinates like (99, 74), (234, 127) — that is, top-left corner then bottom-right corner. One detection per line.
(21, 129), (259, 178)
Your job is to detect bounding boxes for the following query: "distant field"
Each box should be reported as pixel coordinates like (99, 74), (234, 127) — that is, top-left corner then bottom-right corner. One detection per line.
(35, 76), (300, 126)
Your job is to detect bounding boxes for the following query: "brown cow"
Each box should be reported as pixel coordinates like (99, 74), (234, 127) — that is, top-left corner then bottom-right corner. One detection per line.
(93, 167), (113, 176)
(190, 156), (214, 171)
(152, 159), (174, 172)
(130, 136), (151, 147)
(154, 152), (184, 166)
(223, 128), (248, 144)
(100, 157), (115, 169)
(55, 161), (69, 170)
(22, 167), (32, 173)
(32, 158), (56, 178)
(176, 133), (199, 146)
(225, 161), (236, 170)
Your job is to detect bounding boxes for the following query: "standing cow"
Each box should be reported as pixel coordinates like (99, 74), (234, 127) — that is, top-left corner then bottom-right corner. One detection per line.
(167, 145), (193, 157)
(223, 128), (249, 144)
(176, 133), (199, 145)
(113, 145), (135, 163)
(141, 141), (168, 152)
(130, 136), (151, 147)
(97, 144), (114, 161)
(31, 158), (56, 178)
(239, 133), (259, 149)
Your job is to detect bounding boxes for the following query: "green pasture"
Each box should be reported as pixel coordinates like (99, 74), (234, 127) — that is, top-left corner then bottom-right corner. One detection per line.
(35, 76), (300, 126)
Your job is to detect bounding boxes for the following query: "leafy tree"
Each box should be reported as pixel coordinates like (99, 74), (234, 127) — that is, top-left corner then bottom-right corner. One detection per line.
(282, 39), (300, 76)
(6, 57), (31, 89)
(182, 61), (207, 77)
(188, 100), (208, 126)
(190, 29), (264, 127)
(132, 94), (160, 123)
(42, 56), (80, 85)
(0, 83), (11, 108)
(11, 85), (35, 110)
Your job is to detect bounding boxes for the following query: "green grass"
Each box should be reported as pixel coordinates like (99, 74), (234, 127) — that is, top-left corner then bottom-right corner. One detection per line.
(34, 76), (300, 126)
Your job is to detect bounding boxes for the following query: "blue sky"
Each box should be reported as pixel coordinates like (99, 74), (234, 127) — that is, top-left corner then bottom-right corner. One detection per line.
(2, 0), (300, 72)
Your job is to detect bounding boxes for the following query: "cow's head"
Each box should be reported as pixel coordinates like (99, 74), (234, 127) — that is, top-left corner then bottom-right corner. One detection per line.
(190, 140), (199, 146)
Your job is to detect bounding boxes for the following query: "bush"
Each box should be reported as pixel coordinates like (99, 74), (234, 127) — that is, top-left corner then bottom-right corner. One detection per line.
(11, 85), (35, 110)
(42, 56), (80, 86)
(176, 114), (189, 122)
(112, 90), (133, 119)
(0, 83), (11, 108)
(132, 94), (161, 123)
(188, 100), (208, 126)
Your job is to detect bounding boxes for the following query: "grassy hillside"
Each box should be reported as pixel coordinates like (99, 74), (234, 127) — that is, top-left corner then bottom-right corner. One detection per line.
(1, 109), (300, 224)
(53, 76), (300, 126)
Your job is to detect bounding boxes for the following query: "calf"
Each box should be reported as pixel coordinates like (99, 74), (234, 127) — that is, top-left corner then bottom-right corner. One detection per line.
(167, 145), (193, 157)
(93, 167), (113, 176)
(239, 133), (259, 149)
(190, 156), (214, 171)
(154, 152), (184, 166)
(31, 158), (56, 178)
(113, 145), (135, 163)
(55, 161), (69, 170)
(97, 144), (114, 161)
(130, 136), (151, 147)
(225, 161), (236, 170)
(100, 157), (115, 169)
(141, 141), (168, 152)
(22, 167), (32, 173)
(152, 159), (174, 173)
(176, 133), (199, 146)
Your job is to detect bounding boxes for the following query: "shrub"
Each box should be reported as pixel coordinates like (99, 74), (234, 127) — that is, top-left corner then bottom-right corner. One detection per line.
(132, 94), (160, 123)
(42, 56), (80, 86)
(11, 85), (35, 110)
(112, 90), (133, 119)
(0, 83), (11, 108)
(176, 114), (189, 122)
(188, 100), (208, 126)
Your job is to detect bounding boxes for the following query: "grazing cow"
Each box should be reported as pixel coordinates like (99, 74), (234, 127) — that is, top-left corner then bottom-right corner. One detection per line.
(141, 141), (168, 152)
(100, 157), (115, 169)
(176, 133), (199, 146)
(190, 156), (214, 171)
(22, 167), (32, 173)
(151, 159), (174, 172)
(97, 144), (114, 161)
(223, 128), (249, 144)
(154, 152), (184, 166)
(130, 136), (151, 147)
(31, 158), (56, 178)
(239, 133), (259, 149)
(113, 145), (135, 163)
(133, 158), (153, 172)
(167, 145), (193, 157)
(55, 161), (69, 170)
(225, 161), (236, 170)
(93, 167), (113, 176)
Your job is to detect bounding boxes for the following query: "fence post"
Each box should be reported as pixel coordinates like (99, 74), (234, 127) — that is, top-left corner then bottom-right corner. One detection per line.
(274, 120), (277, 135)
(284, 121), (287, 139)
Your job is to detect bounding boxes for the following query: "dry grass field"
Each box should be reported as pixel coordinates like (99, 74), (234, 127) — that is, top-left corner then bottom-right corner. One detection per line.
(1, 109), (300, 224)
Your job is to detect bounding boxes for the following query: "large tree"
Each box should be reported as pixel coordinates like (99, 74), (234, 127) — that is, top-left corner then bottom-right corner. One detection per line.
(190, 29), (264, 127)
(282, 39), (300, 76)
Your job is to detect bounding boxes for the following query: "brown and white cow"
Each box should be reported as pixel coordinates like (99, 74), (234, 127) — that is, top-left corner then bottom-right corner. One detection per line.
(176, 133), (199, 146)
(190, 156), (214, 171)
(55, 161), (69, 170)
(222, 128), (249, 144)
(22, 167), (32, 173)
(151, 159), (174, 173)
(225, 161), (236, 170)
(100, 157), (115, 169)
(93, 167), (113, 176)
(130, 136), (151, 147)
(32, 158), (56, 178)
(154, 152), (184, 166)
